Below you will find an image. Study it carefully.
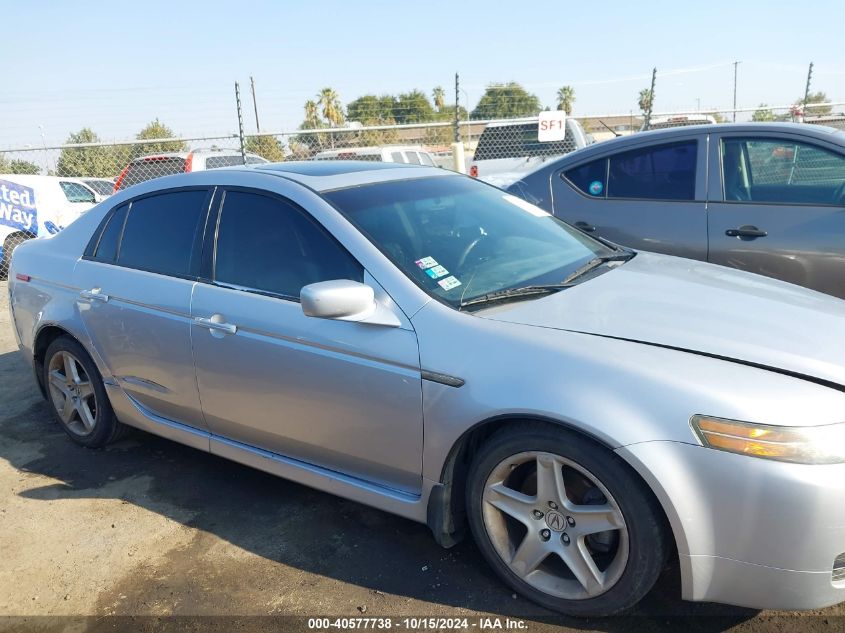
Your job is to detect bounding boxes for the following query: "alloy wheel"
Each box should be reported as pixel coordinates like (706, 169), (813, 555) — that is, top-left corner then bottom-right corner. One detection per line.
(47, 350), (98, 436)
(482, 451), (629, 600)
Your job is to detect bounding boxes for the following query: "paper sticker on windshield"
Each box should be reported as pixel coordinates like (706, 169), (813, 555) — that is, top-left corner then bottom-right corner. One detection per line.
(425, 265), (449, 279)
(588, 180), (604, 196)
(438, 276), (462, 291)
(502, 194), (550, 218)
(415, 256), (438, 269)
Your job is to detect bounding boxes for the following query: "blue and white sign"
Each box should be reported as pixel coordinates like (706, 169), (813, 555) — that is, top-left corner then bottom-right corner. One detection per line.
(0, 180), (38, 233)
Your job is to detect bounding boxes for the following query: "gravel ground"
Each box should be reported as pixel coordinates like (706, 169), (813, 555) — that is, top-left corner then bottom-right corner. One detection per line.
(0, 281), (842, 633)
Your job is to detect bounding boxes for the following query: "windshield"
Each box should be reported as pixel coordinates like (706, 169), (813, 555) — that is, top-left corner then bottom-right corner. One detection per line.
(324, 176), (616, 309)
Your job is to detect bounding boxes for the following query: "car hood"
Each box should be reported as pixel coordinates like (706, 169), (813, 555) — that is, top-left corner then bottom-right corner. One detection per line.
(480, 252), (845, 388)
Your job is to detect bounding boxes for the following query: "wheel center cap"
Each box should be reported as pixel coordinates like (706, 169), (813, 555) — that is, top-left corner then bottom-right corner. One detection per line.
(545, 510), (566, 532)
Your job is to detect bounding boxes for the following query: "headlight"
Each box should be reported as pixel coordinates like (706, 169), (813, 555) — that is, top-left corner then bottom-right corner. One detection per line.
(690, 415), (845, 465)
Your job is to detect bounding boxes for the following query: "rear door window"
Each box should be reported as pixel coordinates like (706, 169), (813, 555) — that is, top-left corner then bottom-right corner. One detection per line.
(607, 140), (697, 200)
(116, 189), (210, 277)
(213, 190), (363, 299)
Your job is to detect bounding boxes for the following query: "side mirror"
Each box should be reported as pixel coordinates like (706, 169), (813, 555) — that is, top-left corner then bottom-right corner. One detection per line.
(300, 280), (400, 327)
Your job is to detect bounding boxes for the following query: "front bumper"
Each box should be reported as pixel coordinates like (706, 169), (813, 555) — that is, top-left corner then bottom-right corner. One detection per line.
(618, 440), (845, 611)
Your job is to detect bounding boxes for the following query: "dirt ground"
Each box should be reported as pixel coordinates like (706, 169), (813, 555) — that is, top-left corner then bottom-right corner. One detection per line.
(0, 282), (842, 633)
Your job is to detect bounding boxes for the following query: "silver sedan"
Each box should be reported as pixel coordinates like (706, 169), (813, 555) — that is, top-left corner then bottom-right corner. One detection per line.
(8, 162), (845, 616)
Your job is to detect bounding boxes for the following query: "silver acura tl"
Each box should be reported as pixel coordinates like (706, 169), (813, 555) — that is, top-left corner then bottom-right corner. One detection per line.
(8, 162), (845, 616)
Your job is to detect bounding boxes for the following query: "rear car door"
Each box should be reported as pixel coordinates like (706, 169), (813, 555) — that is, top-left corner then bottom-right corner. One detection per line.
(73, 187), (213, 429)
(550, 135), (708, 260)
(190, 187), (424, 494)
(707, 132), (845, 297)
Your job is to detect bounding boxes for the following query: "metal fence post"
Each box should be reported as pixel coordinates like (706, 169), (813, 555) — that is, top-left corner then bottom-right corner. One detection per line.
(235, 81), (247, 163)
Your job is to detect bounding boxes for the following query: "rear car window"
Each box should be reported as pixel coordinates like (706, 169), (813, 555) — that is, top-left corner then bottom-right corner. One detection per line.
(116, 189), (209, 277)
(118, 157), (187, 190)
(607, 140), (697, 200)
(474, 123), (577, 161)
(91, 204), (128, 262)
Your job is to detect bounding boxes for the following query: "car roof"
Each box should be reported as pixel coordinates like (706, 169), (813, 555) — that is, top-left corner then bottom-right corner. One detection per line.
(247, 161), (450, 192)
(522, 122), (845, 171)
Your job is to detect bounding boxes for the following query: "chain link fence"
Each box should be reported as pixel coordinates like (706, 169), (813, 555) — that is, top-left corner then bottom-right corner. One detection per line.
(1, 102), (843, 277)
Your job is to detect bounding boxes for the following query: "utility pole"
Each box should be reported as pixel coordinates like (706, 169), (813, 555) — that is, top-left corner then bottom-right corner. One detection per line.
(643, 67), (657, 130)
(732, 61), (741, 122)
(803, 62), (814, 108)
(250, 76), (261, 132)
(235, 81), (247, 163)
(454, 72), (461, 143)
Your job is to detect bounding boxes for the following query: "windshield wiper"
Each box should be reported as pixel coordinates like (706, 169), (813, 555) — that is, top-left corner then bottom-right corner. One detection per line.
(458, 284), (573, 310)
(560, 252), (635, 285)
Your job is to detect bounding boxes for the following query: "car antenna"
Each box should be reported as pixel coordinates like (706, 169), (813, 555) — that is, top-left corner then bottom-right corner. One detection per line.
(598, 120), (621, 137)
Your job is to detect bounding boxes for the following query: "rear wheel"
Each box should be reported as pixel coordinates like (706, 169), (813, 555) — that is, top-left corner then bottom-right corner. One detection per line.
(43, 336), (127, 447)
(466, 425), (667, 617)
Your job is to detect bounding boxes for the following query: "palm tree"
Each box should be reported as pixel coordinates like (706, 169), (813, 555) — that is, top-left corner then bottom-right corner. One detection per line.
(556, 86), (575, 115)
(303, 100), (321, 129)
(432, 86), (446, 112)
(318, 87), (344, 127)
(638, 88), (653, 115)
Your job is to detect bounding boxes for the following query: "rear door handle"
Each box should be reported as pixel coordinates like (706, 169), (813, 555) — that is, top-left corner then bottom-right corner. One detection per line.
(574, 221), (596, 233)
(194, 315), (237, 335)
(79, 288), (109, 302)
(725, 225), (768, 239)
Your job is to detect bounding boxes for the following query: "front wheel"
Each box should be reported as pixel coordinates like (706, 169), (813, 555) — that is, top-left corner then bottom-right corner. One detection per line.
(466, 425), (667, 617)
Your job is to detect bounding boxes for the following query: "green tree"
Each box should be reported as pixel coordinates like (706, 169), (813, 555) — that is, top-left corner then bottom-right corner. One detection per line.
(801, 91), (832, 117)
(0, 154), (9, 172)
(470, 82), (541, 119)
(9, 159), (40, 175)
(347, 95), (392, 124)
(432, 86), (446, 111)
(752, 104), (776, 122)
(56, 128), (125, 177)
(132, 119), (187, 158)
(556, 85), (576, 115)
(394, 90), (436, 124)
(637, 88), (653, 115)
(245, 135), (285, 162)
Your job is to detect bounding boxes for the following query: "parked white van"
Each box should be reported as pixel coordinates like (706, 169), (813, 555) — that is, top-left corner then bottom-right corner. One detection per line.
(313, 145), (439, 166)
(0, 174), (97, 276)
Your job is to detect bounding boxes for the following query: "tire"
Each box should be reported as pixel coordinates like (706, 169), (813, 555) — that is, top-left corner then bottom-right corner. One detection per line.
(43, 335), (128, 448)
(1, 232), (30, 280)
(466, 423), (667, 617)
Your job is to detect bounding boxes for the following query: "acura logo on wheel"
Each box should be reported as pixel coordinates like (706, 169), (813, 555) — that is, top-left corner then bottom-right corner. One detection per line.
(545, 510), (566, 532)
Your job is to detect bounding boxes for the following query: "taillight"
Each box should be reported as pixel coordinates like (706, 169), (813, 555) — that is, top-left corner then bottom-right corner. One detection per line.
(114, 165), (130, 192)
(469, 165), (478, 177)
(184, 152), (194, 172)
(15, 273), (30, 282)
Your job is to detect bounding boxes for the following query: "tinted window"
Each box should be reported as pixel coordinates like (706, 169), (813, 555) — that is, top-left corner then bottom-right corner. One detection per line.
(117, 190), (209, 277)
(60, 181), (96, 203)
(723, 137), (845, 204)
(92, 204), (128, 262)
(118, 157), (187, 190)
(607, 140), (697, 200)
(564, 159), (608, 197)
(214, 191), (363, 298)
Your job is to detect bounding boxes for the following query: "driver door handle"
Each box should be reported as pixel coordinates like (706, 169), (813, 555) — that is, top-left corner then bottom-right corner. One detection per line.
(725, 225), (768, 239)
(574, 221), (596, 233)
(194, 315), (237, 335)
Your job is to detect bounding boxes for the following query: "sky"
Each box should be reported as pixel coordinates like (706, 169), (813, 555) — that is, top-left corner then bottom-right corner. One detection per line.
(3, 0), (845, 150)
